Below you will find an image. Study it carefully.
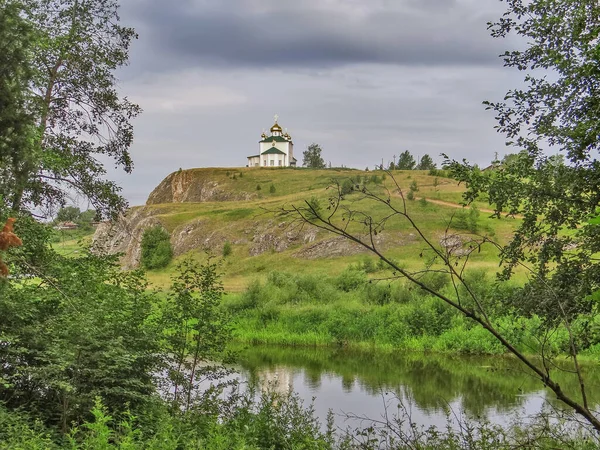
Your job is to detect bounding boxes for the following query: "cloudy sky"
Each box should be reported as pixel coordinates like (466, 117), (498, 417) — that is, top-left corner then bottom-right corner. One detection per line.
(109, 0), (524, 206)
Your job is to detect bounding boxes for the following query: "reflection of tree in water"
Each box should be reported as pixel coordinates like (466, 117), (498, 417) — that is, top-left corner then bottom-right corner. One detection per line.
(236, 345), (600, 418)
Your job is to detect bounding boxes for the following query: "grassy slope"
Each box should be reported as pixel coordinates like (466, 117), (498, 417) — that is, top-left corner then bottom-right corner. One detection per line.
(53, 168), (519, 291)
(134, 167), (520, 291)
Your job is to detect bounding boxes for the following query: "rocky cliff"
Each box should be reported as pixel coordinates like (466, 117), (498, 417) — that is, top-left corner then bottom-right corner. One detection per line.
(146, 169), (256, 205)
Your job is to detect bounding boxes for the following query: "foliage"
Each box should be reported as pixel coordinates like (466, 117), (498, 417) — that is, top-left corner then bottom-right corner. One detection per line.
(451, 205), (480, 234)
(409, 180), (419, 192)
(55, 207), (96, 229)
(396, 150), (416, 170)
(269, 184), (276, 193)
(302, 143), (326, 168)
(4, 0), (140, 217)
(222, 240), (232, 258)
(55, 206), (81, 223)
(162, 258), (232, 411)
(0, 0), (37, 211)
(340, 178), (354, 196)
(140, 226), (172, 269)
(417, 154), (436, 170)
(446, 0), (600, 322)
(0, 221), (164, 431)
(256, 183), (261, 191)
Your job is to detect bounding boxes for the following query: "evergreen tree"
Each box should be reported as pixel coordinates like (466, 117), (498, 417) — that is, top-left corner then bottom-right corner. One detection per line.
(417, 154), (436, 170)
(396, 150), (416, 170)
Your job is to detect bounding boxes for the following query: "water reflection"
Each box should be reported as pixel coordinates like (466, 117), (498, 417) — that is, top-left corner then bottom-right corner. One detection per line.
(234, 345), (600, 428)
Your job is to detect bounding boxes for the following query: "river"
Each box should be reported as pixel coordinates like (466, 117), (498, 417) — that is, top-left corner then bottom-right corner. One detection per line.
(232, 345), (600, 432)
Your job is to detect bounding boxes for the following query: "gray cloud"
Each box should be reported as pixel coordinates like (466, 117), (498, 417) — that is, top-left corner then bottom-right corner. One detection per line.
(121, 0), (508, 72)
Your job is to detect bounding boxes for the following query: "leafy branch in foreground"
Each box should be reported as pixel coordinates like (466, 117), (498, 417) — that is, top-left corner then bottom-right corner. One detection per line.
(280, 175), (600, 434)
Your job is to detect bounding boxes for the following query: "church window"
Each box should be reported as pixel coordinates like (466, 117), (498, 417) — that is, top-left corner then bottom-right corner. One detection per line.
(270, 160), (274, 166)
(278, 160), (282, 166)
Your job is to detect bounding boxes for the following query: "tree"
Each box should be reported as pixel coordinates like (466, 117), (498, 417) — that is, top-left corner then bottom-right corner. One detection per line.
(0, 226), (164, 430)
(164, 258), (231, 411)
(140, 226), (172, 269)
(396, 150), (416, 170)
(417, 154), (436, 171)
(4, 0), (140, 218)
(55, 206), (80, 223)
(302, 143), (326, 168)
(0, 0), (37, 211)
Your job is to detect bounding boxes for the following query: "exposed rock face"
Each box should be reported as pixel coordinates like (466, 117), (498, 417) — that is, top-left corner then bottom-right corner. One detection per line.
(146, 170), (256, 204)
(92, 208), (163, 269)
(247, 221), (318, 256)
(293, 232), (416, 259)
(171, 219), (231, 256)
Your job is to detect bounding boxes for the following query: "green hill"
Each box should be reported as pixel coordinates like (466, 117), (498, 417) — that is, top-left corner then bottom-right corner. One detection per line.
(92, 167), (520, 291)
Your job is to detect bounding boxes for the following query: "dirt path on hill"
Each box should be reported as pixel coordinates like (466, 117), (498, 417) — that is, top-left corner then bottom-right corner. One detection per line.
(414, 196), (523, 219)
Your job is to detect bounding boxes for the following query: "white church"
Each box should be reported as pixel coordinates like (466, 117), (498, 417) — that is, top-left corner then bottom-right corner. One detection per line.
(247, 115), (297, 167)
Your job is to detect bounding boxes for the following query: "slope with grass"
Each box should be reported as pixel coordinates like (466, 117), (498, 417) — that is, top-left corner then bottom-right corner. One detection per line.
(92, 167), (519, 291)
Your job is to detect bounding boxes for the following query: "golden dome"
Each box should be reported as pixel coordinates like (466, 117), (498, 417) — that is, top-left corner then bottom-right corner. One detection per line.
(270, 122), (282, 132)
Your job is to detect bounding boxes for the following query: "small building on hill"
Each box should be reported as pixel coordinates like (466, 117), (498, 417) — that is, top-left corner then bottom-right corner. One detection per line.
(247, 115), (297, 168)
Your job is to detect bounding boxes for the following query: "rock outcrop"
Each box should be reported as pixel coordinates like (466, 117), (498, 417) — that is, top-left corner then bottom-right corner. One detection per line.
(92, 207), (163, 269)
(146, 170), (256, 205)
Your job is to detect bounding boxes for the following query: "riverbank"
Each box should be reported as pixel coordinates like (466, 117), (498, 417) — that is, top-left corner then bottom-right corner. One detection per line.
(223, 270), (600, 357)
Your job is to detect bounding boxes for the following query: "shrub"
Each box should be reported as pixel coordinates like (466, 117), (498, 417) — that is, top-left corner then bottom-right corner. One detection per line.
(269, 184), (276, 193)
(222, 241), (232, 257)
(359, 257), (377, 273)
(407, 190), (415, 201)
(452, 205), (480, 233)
(340, 179), (354, 195)
(140, 226), (172, 269)
(256, 184), (261, 191)
(409, 180), (419, 192)
(335, 268), (368, 292)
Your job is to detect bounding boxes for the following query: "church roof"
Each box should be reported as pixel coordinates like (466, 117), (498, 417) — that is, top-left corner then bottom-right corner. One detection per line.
(247, 154), (260, 158)
(260, 135), (289, 143)
(261, 146), (286, 155)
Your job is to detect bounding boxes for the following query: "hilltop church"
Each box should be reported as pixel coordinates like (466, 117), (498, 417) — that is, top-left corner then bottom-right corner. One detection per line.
(247, 116), (297, 167)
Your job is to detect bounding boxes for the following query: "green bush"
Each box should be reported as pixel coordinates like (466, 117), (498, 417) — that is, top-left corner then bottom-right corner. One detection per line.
(452, 205), (480, 233)
(340, 179), (354, 195)
(222, 241), (232, 257)
(335, 268), (368, 292)
(269, 184), (276, 193)
(140, 226), (172, 269)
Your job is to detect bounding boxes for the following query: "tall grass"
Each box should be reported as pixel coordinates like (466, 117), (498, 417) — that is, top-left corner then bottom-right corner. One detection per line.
(223, 268), (593, 355)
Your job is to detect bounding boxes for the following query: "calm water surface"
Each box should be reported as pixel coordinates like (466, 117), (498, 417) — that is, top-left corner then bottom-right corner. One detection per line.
(232, 345), (600, 430)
